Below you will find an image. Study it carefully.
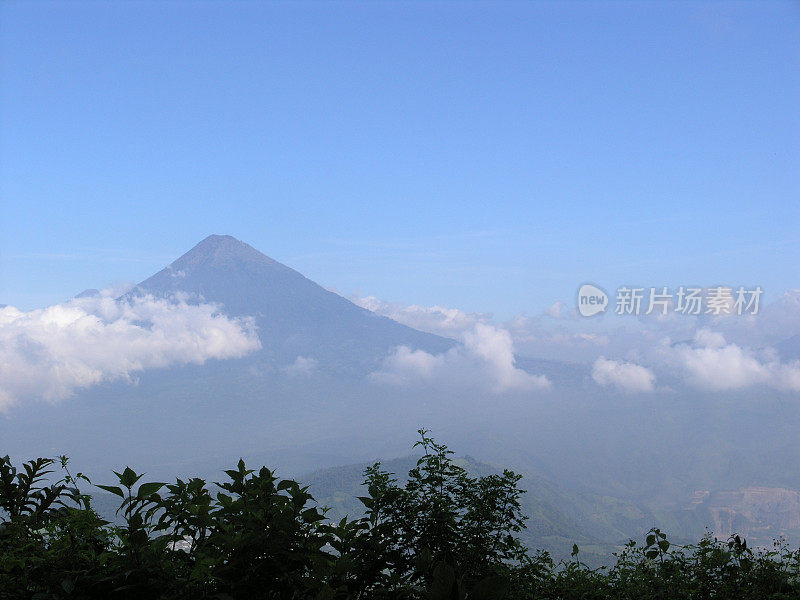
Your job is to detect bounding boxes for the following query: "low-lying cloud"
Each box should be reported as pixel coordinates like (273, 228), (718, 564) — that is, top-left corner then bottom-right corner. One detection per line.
(0, 292), (261, 410)
(659, 329), (800, 392)
(351, 295), (492, 339)
(592, 357), (656, 393)
(371, 323), (550, 394)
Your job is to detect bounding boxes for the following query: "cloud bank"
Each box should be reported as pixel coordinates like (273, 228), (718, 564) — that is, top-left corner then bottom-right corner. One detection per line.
(0, 292), (261, 410)
(358, 290), (800, 395)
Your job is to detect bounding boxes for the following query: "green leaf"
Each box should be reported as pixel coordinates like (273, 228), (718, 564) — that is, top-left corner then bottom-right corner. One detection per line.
(96, 485), (125, 498)
(137, 482), (166, 498)
(115, 467), (143, 489)
(301, 507), (325, 522)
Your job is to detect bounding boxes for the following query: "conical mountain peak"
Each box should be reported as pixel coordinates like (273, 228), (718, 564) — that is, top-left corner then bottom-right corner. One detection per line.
(170, 235), (282, 271)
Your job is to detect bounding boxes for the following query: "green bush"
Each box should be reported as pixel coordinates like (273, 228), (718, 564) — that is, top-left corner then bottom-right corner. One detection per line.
(2, 431), (799, 599)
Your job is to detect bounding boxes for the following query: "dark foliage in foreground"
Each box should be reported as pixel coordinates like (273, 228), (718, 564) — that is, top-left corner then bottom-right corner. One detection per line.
(2, 431), (800, 599)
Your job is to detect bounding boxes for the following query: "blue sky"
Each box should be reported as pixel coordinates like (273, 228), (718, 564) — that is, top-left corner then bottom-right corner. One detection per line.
(1, 1), (798, 318)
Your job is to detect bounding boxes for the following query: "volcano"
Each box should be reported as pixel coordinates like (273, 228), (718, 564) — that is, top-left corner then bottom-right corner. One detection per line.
(128, 234), (455, 370)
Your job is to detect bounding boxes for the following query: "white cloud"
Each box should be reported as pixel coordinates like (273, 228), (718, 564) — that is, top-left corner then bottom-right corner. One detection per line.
(282, 356), (318, 377)
(592, 357), (656, 393)
(663, 329), (800, 392)
(352, 295), (491, 338)
(0, 292), (261, 410)
(693, 328), (727, 349)
(676, 344), (770, 390)
(462, 324), (551, 392)
(546, 301), (577, 320)
(371, 323), (550, 394)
